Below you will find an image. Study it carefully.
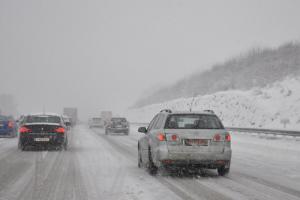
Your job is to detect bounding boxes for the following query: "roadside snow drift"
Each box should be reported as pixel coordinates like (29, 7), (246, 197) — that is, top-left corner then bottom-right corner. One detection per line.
(127, 77), (300, 130)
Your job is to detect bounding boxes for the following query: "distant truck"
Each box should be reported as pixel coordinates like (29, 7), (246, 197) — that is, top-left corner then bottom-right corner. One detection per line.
(101, 111), (112, 125)
(63, 107), (78, 126)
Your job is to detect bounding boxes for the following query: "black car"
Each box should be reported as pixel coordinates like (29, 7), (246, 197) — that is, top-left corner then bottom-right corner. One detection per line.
(18, 113), (68, 150)
(105, 117), (129, 135)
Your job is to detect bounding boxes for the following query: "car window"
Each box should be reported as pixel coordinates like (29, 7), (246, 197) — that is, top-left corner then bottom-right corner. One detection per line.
(154, 114), (164, 129)
(92, 118), (102, 122)
(25, 115), (61, 124)
(147, 115), (159, 131)
(165, 114), (224, 129)
(111, 118), (126, 122)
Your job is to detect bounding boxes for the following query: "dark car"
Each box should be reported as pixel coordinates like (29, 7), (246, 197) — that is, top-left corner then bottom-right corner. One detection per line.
(18, 113), (68, 150)
(0, 115), (17, 137)
(105, 117), (129, 135)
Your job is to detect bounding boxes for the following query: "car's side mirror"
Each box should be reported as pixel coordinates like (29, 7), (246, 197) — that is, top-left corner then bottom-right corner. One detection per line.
(138, 127), (147, 134)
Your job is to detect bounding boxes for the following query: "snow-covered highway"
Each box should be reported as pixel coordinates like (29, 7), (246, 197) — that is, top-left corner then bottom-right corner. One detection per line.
(0, 124), (299, 200)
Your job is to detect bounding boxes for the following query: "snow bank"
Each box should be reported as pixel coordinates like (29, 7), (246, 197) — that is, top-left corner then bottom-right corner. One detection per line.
(126, 77), (300, 130)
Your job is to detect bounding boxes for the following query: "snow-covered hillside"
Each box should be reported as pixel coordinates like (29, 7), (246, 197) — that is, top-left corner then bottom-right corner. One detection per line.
(127, 77), (300, 130)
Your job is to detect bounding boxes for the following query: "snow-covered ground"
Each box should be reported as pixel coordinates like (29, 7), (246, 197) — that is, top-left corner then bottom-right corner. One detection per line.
(0, 124), (299, 200)
(126, 77), (300, 130)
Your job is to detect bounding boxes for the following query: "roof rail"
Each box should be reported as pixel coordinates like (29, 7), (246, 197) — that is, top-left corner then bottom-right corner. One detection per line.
(160, 109), (172, 113)
(203, 109), (215, 114)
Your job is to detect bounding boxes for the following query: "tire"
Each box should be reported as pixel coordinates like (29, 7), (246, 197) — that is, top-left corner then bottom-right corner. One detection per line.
(138, 148), (142, 168)
(217, 166), (230, 176)
(63, 139), (68, 150)
(19, 143), (26, 151)
(147, 148), (158, 175)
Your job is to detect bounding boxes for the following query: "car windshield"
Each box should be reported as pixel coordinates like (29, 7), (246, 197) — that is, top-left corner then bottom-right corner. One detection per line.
(25, 115), (61, 124)
(165, 114), (224, 129)
(92, 118), (102, 122)
(111, 118), (126, 123)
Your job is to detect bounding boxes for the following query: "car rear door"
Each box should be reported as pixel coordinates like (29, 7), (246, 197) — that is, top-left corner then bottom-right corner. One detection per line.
(140, 115), (159, 164)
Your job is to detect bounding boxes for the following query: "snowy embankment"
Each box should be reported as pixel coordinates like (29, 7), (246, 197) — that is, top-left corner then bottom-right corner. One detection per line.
(126, 77), (300, 130)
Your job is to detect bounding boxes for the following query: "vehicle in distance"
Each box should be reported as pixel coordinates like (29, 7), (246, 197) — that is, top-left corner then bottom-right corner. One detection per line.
(105, 117), (129, 135)
(137, 109), (231, 176)
(101, 111), (112, 125)
(0, 115), (17, 137)
(62, 115), (72, 130)
(63, 107), (78, 126)
(88, 117), (104, 128)
(18, 113), (68, 150)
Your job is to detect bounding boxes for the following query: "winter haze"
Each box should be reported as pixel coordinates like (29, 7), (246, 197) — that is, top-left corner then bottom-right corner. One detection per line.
(1, 0), (300, 119)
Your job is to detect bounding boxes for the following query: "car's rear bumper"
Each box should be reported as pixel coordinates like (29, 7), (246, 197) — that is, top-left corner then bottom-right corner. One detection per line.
(90, 125), (104, 128)
(19, 134), (66, 146)
(107, 127), (129, 133)
(154, 147), (232, 168)
(0, 129), (14, 137)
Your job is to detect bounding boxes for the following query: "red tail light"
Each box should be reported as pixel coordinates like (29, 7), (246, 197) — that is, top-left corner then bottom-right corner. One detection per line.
(213, 134), (221, 142)
(19, 126), (31, 134)
(8, 121), (14, 128)
(157, 133), (166, 141)
(55, 127), (65, 134)
(225, 133), (231, 142)
(171, 134), (178, 141)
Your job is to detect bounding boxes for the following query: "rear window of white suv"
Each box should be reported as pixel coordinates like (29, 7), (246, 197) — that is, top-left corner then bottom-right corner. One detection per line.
(165, 114), (224, 129)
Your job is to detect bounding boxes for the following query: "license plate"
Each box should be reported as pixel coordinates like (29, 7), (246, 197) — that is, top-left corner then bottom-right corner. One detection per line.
(184, 139), (208, 146)
(34, 138), (50, 142)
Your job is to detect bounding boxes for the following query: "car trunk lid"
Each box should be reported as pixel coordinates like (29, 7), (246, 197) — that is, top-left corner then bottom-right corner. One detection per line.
(165, 129), (226, 153)
(24, 123), (61, 135)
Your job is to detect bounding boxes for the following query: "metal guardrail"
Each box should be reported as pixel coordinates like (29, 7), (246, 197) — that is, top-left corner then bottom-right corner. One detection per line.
(130, 122), (300, 137)
(226, 127), (300, 137)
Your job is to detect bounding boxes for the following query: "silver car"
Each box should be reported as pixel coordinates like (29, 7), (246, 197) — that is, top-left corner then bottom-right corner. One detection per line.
(137, 109), (231, 176)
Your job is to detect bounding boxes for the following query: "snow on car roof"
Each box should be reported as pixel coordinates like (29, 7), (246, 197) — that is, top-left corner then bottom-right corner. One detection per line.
(26, 112), (62, 117)
(168, 110), (215, 115)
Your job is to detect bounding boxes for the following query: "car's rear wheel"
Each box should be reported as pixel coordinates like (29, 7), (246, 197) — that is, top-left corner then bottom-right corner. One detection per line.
(217, 166), (230, 176)
(138, 149), (142, 168)
(63, 139), (68, 150)
(147, 148), (158, 175)
(19, 142), (26, 151)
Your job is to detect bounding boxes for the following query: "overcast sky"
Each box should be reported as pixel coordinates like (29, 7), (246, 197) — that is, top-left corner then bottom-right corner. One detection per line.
(1, 0), (300, 119)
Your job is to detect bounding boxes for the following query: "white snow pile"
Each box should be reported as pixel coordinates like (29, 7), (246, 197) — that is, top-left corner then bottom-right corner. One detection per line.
(127, 77), (300, 130)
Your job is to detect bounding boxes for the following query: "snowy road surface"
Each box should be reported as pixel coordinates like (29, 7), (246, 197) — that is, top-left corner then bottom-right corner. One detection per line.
(0, 125), (299, 200)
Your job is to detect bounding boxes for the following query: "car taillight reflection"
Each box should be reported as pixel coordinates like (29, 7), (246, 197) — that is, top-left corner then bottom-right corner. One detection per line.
(225, 133), (231, 142)
(55, 127), (65, 134)
(213, 134), (221, 142)
(19, 126), (31, 134)
(171, 134), (178, 141)
(157, 133), (166, 141)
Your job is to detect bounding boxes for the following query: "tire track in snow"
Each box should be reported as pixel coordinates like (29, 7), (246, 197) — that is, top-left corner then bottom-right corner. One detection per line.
(91, 128), (233, 200)
(92, 127), (300, 200)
